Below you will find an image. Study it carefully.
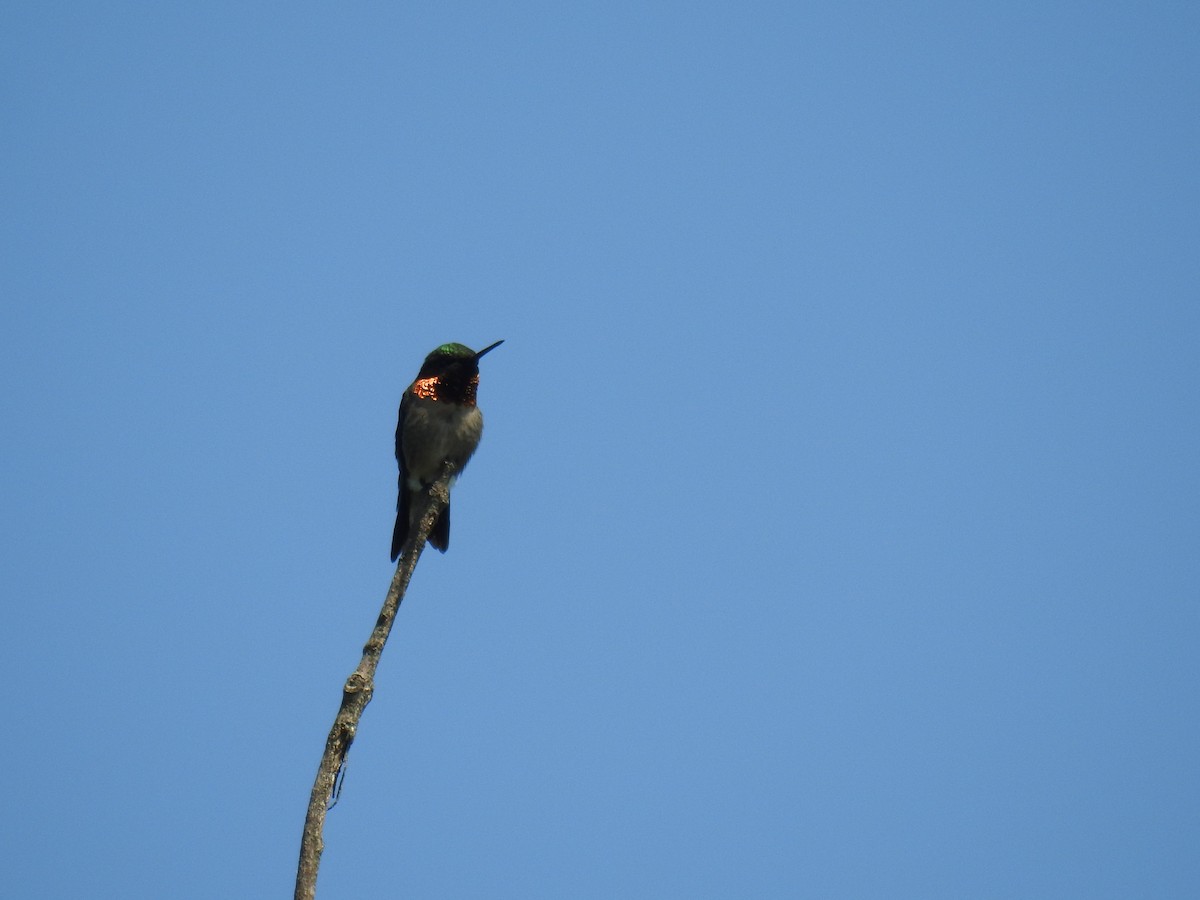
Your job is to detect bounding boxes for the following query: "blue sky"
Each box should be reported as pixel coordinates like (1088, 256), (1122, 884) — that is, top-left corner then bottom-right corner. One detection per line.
(3, 2), (1198, 897)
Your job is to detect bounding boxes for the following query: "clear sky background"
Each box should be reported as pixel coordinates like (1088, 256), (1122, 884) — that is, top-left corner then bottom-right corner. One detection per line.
(3, 3), (1198, 898)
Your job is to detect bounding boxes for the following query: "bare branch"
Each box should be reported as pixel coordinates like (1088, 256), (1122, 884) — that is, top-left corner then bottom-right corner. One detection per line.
(295, 463), (455, 900)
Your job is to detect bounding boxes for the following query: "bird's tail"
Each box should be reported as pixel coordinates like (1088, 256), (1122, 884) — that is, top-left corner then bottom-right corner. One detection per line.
(428, 501), (449, 553)
(390, 490), (450, 560)
(389, 514), (406, 562)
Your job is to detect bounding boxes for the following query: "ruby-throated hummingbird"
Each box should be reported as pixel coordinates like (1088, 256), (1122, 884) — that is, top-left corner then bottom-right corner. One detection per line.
(390, 340), (504, 561)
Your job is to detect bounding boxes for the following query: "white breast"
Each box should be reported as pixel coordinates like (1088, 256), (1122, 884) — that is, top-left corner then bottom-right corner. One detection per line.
(402, 397), (484, 486)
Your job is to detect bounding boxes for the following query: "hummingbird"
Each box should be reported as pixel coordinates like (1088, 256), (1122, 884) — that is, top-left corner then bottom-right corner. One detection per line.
(390, 340), (504, 561)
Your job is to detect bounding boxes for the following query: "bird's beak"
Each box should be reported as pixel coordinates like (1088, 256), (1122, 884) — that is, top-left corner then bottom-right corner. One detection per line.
(475, 340), (504, 359)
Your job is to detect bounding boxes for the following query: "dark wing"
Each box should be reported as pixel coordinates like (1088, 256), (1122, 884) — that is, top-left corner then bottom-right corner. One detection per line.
(389, 394), (409, 561)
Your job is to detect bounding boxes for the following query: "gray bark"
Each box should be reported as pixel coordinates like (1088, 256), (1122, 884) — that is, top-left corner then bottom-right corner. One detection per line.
(295, 465), (454, 900)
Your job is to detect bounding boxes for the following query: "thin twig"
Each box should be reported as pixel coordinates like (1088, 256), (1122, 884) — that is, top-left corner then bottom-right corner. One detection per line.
(295, 464), (455, 900)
